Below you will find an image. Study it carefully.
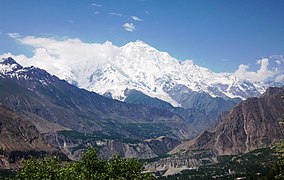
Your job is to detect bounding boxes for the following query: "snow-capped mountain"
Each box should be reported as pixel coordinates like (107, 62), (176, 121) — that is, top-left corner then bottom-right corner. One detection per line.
(64, 40), (276, 107)
(0, 57), (23, 75)
(0, 57), (56, 87)
(0, 57), (196, 140)
(2, 41), (281, 107)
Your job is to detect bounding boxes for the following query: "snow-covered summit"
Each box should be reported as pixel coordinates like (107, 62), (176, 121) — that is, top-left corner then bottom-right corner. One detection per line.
(63, 41), (271, 106)
(0, 57), (57, 86)
(1, 41), (280, 107)
(0, 57), (23, 74)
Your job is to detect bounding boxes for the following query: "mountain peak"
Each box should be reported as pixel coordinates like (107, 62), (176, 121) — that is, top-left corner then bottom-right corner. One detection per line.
(133, 40), (148, 46)
(123, 40), (155, 51)
(1, 57), (22, 67)
(0, 57), (23, 74)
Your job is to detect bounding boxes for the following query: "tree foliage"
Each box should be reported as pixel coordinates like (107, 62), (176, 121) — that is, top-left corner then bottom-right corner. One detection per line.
(14, 147), (155, 180)
(273, 96), (284, 179)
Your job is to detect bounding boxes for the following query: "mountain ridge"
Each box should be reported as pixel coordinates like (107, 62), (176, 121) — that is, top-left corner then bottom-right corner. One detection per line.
(0, 57), (195, 140)
(11, 41), (283, 108)
(49, 41), (279, 102)
(171, 86), (284, 155)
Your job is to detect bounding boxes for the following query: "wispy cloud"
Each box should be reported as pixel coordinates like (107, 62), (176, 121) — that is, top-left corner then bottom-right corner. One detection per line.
(7, 32), (21, 38)
(92, 3), (102, 7)
(131, 16), (142, 21)
(123, 23), (136, 32)
(94, 11), (100, 15)
(276, 60), (281, 65)
(270, 55), (283, 65)
(109, 12), (122, 17)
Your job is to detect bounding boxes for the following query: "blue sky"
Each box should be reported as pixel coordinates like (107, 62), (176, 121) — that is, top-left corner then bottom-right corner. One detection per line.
(0, 0), (284, 72)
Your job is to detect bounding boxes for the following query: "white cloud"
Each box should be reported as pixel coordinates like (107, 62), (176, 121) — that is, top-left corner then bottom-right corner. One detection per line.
(94, 11), (100, 15)
(233, 58), (280, 82)
(0, 52), (28, 62)
(270, 55), (283, 65)
(131, 16), (142, 21)
(2, 35), (282, 85)
(92, 3), (102, 7)
(275, 74), (284, 82)
(109, 12), (122, 17)
(1, 36), (121, 81)
(123, 23), (136, 32)
(7, 32), (21, 38)
(276, 60), (281, 64)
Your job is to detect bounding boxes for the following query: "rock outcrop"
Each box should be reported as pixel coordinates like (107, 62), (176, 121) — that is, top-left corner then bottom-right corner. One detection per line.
(0, 105), (65, 169)
(172, 86), (284, 155)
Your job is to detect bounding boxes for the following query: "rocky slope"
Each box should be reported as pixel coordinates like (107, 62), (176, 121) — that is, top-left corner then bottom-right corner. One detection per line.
(0, 57), (195, 140)
(0, 57), (242, 142)
(172, 86), (284, 155)
(0, 105), (65, 169)
(145, 149), (217, 177)
(43, 133), (181, 160)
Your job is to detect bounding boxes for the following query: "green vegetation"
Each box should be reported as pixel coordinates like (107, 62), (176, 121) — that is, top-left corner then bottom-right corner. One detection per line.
(58, 130), (93, 140)
(159, 148), (276, 179)
(274, 140), (284, 179)
(119, 123), (172, 139)
(101, 121), (172, 140)
(0, 169), (15, 179)
(271, 96), (284, 179)
(58, 129), (140, 144)
(59, 121), (172, 144)
(13, 147), (155, 180)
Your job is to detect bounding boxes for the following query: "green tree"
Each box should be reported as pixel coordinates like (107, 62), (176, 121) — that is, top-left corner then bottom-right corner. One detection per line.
(14, 156), (62, 180)
(14, 147), (155, 180)
(76, 147), (108, 179)
(106, 155), (155, 180)
(273, 96), (284, 179)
